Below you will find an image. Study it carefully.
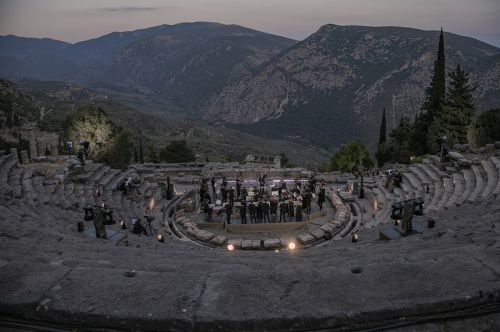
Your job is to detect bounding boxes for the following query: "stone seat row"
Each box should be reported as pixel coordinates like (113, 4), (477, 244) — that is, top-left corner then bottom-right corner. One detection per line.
(388, 156), (499, 214)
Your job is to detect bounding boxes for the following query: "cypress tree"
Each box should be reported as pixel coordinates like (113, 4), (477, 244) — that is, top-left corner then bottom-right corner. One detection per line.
(6, 109), (13, 129)
(413, 28), (446, 154)
(134, 146), (139, 163)
(139, 138), (144, 164)
(378, 108), (387, 144)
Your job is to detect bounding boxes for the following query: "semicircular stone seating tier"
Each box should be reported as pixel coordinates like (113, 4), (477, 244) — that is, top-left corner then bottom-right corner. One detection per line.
(1, 143), (500, 252)
(367, 145), (500, 225)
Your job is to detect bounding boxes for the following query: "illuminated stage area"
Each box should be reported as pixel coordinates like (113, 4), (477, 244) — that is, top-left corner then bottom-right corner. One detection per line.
(0, 148), (500, 331)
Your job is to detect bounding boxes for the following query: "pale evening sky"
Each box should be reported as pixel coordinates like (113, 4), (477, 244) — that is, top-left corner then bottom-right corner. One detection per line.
(0, 0), (499, 47)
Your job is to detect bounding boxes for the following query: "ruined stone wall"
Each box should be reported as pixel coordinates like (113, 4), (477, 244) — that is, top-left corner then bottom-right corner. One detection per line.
(19, 127), (59, 158)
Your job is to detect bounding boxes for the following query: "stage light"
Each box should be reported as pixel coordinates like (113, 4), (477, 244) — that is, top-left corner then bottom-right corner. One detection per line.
(352, 233), (359, 242)
(288, 242), (296, 250)
(227, 244), (235, 251)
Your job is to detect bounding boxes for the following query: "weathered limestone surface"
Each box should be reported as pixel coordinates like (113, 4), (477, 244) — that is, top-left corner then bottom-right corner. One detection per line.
(1, 152), (500, 331)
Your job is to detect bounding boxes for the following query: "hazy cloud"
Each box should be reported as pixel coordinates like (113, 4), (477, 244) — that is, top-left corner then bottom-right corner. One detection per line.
(98, 7), (158, 13)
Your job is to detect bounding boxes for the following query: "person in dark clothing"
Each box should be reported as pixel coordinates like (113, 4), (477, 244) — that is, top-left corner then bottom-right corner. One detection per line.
(225, 203), (232, 225)
(270, 197), (278, 216)
(211, 177), (216, 193)
(203, 203), (213, 221)
(236, 178), (242, 198)
(279, 200), (288, 223)
(288, 199), (295, 218)
(317, 186), (326, 211)
(203, 191), (211, 205)
(221, 177), (228, 203)
(248, 202), (257, 224)
(200, 179), (208, 202)
(229, 187), (235, 206)
(258, 173), (267, 194)
(294, 178), (301, 191)
(295, 203), (303, 222)
(239, 200), (247, 224)
(310, 176), (317, 194)
(241, 186), (248, 202)
(256, 199), (263, 223)
(304, 190), (312, 214)
(132, 218), (147, 236)
(166, 177), (173, 200)
(222, 186), (228, 203)
(262, 199), (270, 223)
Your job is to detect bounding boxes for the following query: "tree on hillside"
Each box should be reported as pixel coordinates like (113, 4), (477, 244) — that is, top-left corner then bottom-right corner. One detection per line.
(376, 108), (390, 166)
(468, 109), (500, 147)
(147, 146), (160, 163)
(64, 105), (132, 169)
(64, 105), (115, 159)
(279, 152), (296, 168)
(134, 146), (139, 163)
(139, 138), (144, 164)
(101, 130), (133, 170)
(378, 107), (387, 145)
(159, 140), (196, 163)
(330, 140), (374, 174)
(413, 28), (446, 155)
(428, 64), (475, 149)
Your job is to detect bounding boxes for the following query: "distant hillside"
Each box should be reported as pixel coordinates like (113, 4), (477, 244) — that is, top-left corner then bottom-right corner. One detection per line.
(8, 79), (329, 166)
(0, 22), (297, 111)
(2, 23), (499, 152)
(203, 24), (500, 150)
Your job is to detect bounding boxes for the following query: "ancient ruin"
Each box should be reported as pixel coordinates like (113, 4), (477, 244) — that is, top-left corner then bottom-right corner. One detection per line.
(1, 142), (499, 330)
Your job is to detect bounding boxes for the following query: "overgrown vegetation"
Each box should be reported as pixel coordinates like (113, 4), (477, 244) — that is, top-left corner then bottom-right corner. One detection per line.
(64, 105), (132, 169)
(330, 140), (374, 174)
(158, 140), (196, 163)
(468, 108), (500, 147)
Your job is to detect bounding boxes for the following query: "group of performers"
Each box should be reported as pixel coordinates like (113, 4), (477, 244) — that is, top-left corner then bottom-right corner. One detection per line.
(199, 173), (326, 224)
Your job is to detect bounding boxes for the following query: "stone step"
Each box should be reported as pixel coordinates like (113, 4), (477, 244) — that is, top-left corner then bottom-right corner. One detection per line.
(408, 168), (427, 191)
(459, 169), (475, 204)
(467, 165), (486, 203)
(424, 180), (444, 213)
(435, 177), (454, 210)
(490, 156), (500, 196)
(402, 172), (421, 189)
(480, 160), (498, 199)
(418, 163), (442, 183)
(446, 173), (466, 208)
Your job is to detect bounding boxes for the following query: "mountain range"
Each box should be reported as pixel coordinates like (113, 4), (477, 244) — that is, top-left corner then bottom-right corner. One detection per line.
(1, 22), (499, 151)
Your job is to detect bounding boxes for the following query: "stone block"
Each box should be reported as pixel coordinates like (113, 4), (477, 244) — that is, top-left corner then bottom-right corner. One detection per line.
(20, 150), (29, 164)
(241, 240), (253, 249)
(263, 238), (281, 249)
(251, 240), (262, 249)
(228, 239), (242, 248)
(310, 228), (326, 240)
(297, 233), (315, 245)
(9, 148), (18, 163)
(320, 223), (335, 235)
(183, 222), (197, 229)
(186, 227), (199, 238)
(209, 235), (227, 246)
(176, 217), (190, 226)
(195, 230), (215, 242)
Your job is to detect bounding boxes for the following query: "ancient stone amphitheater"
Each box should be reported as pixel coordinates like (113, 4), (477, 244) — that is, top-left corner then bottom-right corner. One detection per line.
(0, 145), (499, 331)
